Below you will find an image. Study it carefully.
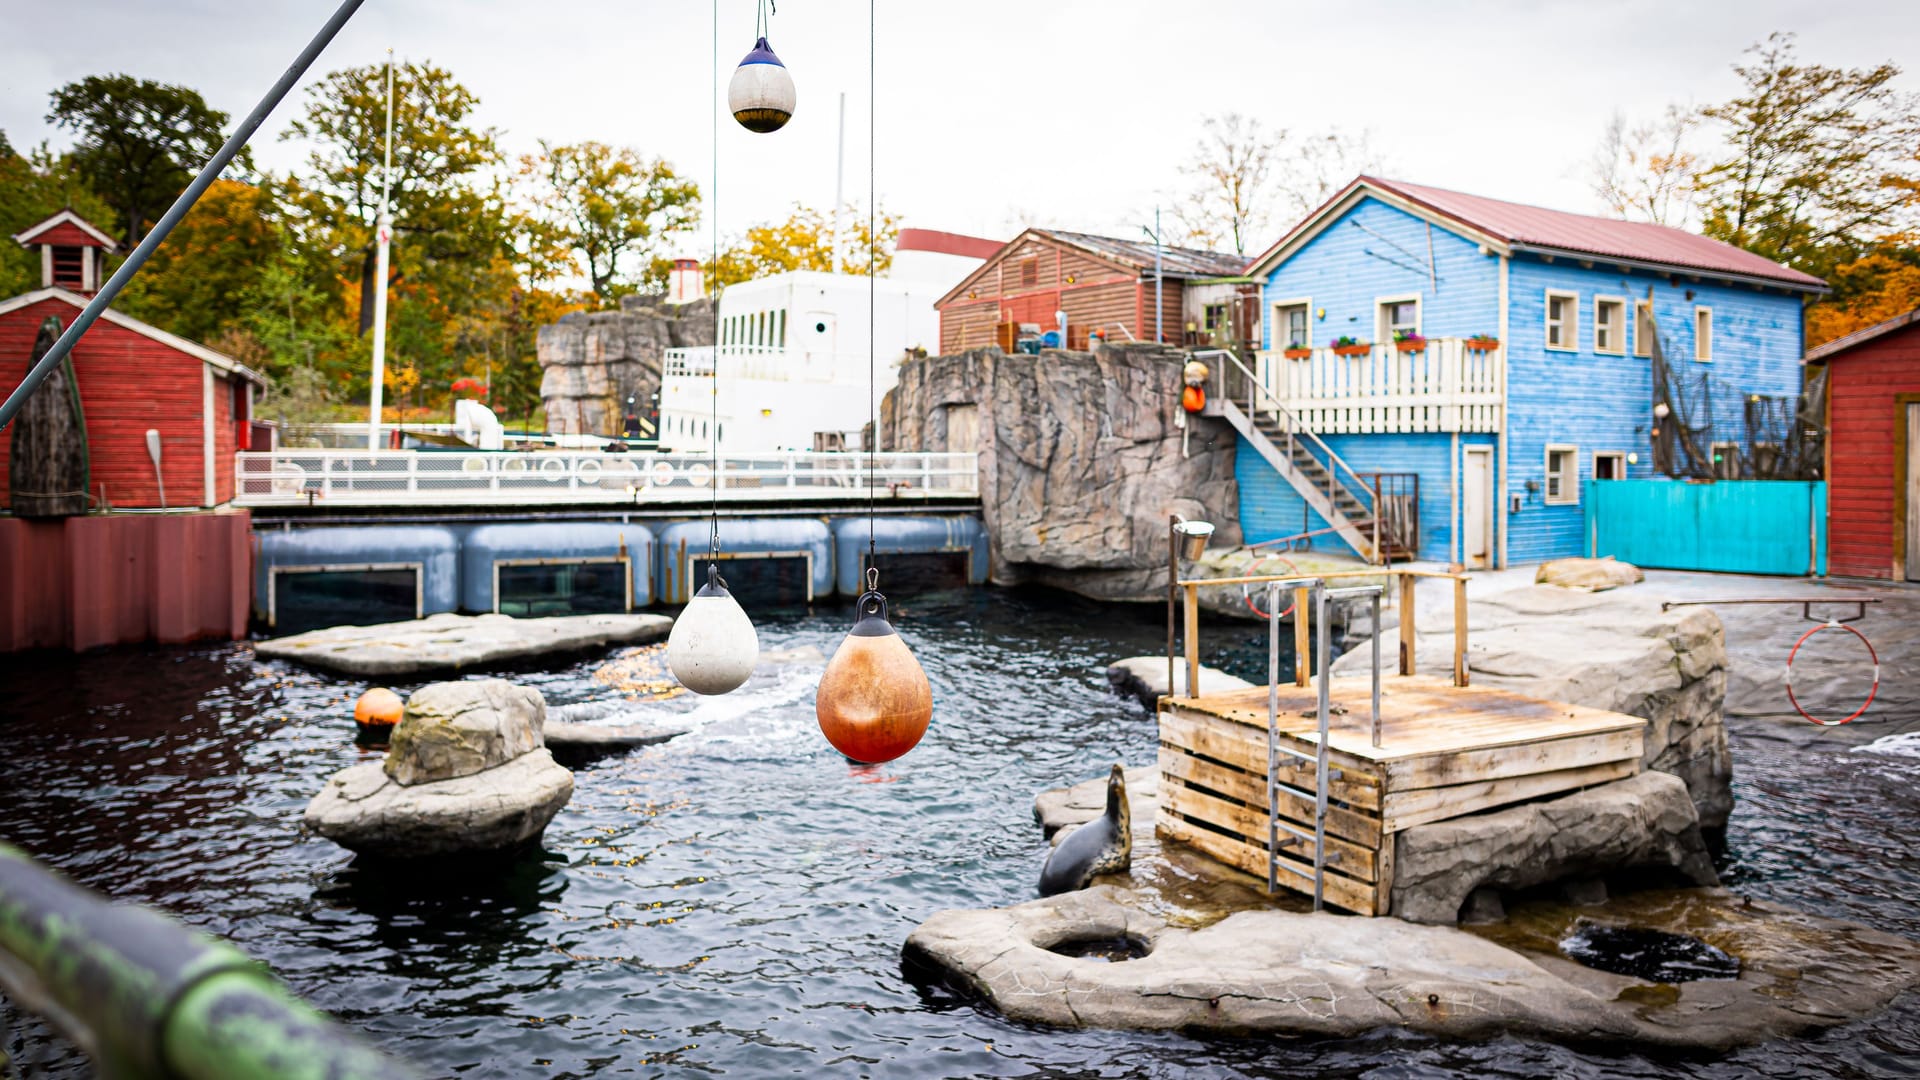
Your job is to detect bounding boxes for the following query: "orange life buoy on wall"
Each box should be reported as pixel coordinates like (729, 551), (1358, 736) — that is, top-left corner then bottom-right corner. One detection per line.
(1182, 385), (1205, 412)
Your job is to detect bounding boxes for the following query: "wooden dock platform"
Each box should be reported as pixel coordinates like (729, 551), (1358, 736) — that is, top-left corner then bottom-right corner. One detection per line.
(1156, 674), (1646, 916)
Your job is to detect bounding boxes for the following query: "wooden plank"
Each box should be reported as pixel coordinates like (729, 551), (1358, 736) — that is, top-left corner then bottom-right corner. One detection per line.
(1293, 586), (1310, 686)
(1157, 746), (1381, 846)
(1453, 576), (1469, 686)
(1163, 783), (1379, 883)
(1183, 583), (1199, 700)
(1374, 827), (1396, 916)
(1156, 812), (1377, 915)
(1381, 727), (1643, 790)
(1398, 573), (1417, 675)
(1159, 708), (1383, 810)
(1381, 757), (1641, 832)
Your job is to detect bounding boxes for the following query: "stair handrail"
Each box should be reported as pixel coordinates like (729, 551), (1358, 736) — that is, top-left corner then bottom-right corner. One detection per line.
(1202, 349), (1381, 553)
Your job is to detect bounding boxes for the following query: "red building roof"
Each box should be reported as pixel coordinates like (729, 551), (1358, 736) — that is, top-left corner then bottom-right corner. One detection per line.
(1804, 307), (1920, 364)
(11, 209), (117, 250)
(1247, 176), (1826, 291)
(896, 228), (1003, 260)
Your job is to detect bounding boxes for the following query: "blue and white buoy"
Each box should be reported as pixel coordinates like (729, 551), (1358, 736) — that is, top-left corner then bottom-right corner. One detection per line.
(729, 37), (795, 133)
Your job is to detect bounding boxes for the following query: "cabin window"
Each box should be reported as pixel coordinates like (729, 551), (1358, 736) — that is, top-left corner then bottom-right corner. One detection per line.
(51, 246), (85, 289)
(1634, 300), (1655, 357)
(1019, 258), (1039, 288)
(1376, 296), (1420, 341)
(1593, 451), (1626, 480)
(1545, 291), (1578, 351)
(776, 309), (786, 348)
(1710, 440), (1740, 479)
(1694, 307), (1713, 362)
(1594, 297), (1626, 355)
(1545, 445), (1578, 504)
(1274, 301), (1310, 349)
(1204, 303), (1229, 337)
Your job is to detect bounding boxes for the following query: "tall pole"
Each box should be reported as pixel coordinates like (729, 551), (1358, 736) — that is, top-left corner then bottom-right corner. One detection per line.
(833, 91), (846, 273)
(0, 0), (369, 433)
(1154, 206), (1164, 343)
(367, 50), (395, 451)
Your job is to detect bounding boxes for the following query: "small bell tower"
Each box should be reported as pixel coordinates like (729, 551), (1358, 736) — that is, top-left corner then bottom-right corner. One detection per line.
(11, 210), (118, 296)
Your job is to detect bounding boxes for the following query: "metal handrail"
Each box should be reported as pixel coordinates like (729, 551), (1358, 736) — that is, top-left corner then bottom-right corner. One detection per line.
(0, 843), (417, 1078)
(1210, 349), (1378, 513)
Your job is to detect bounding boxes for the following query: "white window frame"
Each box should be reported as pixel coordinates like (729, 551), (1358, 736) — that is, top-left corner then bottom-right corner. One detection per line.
(1376, 293), (1422, 342)
(1593, 296), (1627, 356)
(1593, 450), (1627, 481)
(1544, 444), (1579, 505)
(1694, 306), (1713, 363)
(1544, 290), (1579, 352)
(1633, 299), (1654, 358)
(1271, 296), (1312, 350)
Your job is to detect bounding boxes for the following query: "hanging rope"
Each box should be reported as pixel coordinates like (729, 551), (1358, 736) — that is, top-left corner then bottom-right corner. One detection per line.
(867, 0), (876, 570)
(709, 0), (721, 567)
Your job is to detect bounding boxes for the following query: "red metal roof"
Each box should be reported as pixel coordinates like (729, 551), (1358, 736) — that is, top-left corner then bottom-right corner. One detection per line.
(896, 228), (1003, 260)
(1364, 176), (1825, 289)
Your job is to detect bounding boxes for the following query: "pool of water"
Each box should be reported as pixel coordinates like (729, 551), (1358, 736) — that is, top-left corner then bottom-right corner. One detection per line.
(1, 585), (1917, 1078)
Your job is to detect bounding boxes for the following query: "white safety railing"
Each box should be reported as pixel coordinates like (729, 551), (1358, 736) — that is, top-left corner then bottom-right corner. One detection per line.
(663, 345), (873, 382)
(277, 423), (624, 450)
(233, 450), (979, 506)
(1255, 338), (1503, 434)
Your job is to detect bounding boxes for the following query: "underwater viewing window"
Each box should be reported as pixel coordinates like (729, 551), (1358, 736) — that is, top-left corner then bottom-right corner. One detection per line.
(860, 551), (972, 592)
(688, 554), (814, 609)
(495, 558), (630, 617)
(270, 564), (421, 634)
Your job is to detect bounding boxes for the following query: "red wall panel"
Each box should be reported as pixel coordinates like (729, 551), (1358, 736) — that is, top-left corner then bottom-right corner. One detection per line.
(1823, 326), (1920, 579)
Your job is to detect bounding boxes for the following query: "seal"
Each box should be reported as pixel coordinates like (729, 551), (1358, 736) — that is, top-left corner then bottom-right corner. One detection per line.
(1038, 763), (1132, 896)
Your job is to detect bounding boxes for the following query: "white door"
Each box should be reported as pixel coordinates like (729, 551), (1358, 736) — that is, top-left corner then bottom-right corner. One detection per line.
(803, 311), (836, 379)
(1907, 405), (1920, 581)
(1463, 447), (1493, 569)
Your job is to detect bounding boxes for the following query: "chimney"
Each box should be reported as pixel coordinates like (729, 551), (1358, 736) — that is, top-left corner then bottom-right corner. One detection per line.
(11, 210), (117, 296)
(667, 258), (705, 305)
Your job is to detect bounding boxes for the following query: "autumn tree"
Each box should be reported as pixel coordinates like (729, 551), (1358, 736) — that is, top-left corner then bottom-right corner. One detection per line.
(1694, 33), (1920, 274)
(118, 179), (282, 344)
(706, 203), (899, 288)
(282, 60), (501, 337)
(46, 75), (236, 247)
(518, 140), (699, 298)
(1171, 114), (1381, 255)
(0, 144), (116, 298)
(1587, 105), (1699, 227)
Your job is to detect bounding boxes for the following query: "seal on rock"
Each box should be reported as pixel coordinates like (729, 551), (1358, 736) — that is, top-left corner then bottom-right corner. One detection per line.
(1038, 763), (1131, 895)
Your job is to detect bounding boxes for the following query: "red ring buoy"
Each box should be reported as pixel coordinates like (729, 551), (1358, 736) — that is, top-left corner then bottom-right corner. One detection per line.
(1242, 553), (1300, 620)
(1784, 621), (1880, 726)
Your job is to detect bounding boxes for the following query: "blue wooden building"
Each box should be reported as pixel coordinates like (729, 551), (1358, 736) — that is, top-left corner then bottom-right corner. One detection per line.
(1209, 176), (1826, 567)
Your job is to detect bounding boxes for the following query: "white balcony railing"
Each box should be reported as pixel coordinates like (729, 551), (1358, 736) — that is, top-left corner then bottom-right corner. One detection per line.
(234, 450), (979, 507)
(663, 345), (873, 382)
(1255, 338), (1504, 434)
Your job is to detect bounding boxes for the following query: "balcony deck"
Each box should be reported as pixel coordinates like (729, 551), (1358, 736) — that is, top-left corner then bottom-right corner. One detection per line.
(1253, 338), (1504, 434)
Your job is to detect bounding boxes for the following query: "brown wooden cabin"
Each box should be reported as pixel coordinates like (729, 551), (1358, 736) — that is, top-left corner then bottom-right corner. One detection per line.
(934, 228), (1257, 354)
(1, 210), (268, 511)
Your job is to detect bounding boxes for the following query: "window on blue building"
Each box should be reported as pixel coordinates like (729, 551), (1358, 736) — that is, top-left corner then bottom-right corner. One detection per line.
(1595, 298), (1626, 355)
(1695, 307), (1713, 362)
(1275, 302), (1310, 348)
(1634, 300), (1655, 358)
(1377, 296), (1420, 341)
(1546, 291), (1578, 351)
(1545, 446), (1579, 504)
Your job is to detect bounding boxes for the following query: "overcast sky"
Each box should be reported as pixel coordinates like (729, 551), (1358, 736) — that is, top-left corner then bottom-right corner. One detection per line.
(4, 0), (1919, 261)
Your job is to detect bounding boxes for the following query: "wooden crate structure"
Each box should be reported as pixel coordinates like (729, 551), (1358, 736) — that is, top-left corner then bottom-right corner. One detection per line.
(1156, 675), (1646, 916)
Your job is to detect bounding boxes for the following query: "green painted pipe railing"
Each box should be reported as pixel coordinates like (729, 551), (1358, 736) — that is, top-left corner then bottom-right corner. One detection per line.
(0, 844), (419, 1079)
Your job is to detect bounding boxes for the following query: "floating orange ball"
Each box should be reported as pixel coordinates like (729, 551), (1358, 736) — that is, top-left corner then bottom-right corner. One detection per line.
(816, 586), (931, 765)
(353, 687), (404, 730)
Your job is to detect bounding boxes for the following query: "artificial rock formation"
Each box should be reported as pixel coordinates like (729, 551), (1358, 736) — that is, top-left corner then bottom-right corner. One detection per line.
(256, 612), (672, 677)
(304, 679), (573, 857)
(881, 345), (1241, 601)
(536, 294), (715, 436)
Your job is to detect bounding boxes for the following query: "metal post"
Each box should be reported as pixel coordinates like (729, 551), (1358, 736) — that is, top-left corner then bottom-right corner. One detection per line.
(367, 51), (395, 451)
(1266, 580), (1281, 896)
(1313, 585), (1332, 912)
(1154, 206), (1164, 343)
(1167, 514), (1180, 699)
(0, 0), (370, 432)
(1371, 586), (1383, 748)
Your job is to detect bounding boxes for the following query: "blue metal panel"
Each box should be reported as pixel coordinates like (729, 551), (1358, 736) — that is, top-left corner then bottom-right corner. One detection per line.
(1585, 479), (1826, 575)
(1259, 196), (1501, 350)
(254, 525), (461, 622)
(829, 515), (988, 595)
(653, 518), (834, 604)
(459, 523), (655, 612)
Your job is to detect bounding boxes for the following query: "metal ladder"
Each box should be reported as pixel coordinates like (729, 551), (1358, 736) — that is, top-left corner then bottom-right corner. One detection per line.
(1261, 579), (1384, 910)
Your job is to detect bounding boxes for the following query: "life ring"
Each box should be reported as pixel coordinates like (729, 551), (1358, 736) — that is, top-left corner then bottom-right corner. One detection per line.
(1181, 385), (1206, 413)
(1784, 620), (1880, 726)
(1242, 553), (1300, 620)
(650, 460), (675, 487)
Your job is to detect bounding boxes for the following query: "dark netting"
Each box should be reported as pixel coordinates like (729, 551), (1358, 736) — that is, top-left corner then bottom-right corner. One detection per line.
(1650, 329), (1825, 481)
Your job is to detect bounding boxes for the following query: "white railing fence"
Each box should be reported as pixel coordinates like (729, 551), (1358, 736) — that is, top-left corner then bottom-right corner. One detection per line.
(662, 346), (878, 382)
(234, 450), (979, 506)
(1254, 338), (1504, 434)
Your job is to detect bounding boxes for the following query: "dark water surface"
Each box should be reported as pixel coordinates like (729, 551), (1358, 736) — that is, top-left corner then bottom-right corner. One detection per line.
(1, 586), (1917, 1078)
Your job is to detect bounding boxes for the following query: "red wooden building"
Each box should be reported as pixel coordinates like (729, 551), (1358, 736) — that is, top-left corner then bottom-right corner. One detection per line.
(934, 228), (1255, 354)
(1805, 308), (1920, 580)
(2, 210), (267, 511)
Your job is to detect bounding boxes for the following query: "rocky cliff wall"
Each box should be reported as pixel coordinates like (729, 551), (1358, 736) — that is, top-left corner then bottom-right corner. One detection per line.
(881, 345), (1241, 601)
(537, 295), (715, 436)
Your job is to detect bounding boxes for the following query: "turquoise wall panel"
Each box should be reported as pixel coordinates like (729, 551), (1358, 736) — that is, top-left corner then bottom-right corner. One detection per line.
(1585, 480), (1826, 576)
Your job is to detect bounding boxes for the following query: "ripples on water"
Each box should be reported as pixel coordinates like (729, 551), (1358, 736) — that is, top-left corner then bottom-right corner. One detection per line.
(0, 586), (1916, 1078)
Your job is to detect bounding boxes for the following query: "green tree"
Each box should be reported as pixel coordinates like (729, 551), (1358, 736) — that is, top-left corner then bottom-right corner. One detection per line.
(1695, 33), (1920, 274)
(117, 178), (281, 344)
(519, 140), (699, 299)
(282, 59), (501, 337)
(0, 144), (116, 298)
(706, 202), (899, 289)
(46, 74), (236, 247)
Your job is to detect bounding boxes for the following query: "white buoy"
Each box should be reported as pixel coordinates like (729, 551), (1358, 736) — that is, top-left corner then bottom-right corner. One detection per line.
(728, 37), (795, 133)
(667, 565), (759, 694)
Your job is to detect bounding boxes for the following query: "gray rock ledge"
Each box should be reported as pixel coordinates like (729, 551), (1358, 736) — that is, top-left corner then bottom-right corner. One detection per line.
(258, 612), (672, 676)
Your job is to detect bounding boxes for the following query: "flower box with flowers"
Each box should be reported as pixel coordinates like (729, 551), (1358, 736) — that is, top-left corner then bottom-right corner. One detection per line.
(1329, 336), (1370, 357)
(1464, 335), (1500, 352)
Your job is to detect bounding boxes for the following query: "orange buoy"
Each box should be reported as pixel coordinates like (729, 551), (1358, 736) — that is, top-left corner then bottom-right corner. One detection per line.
(1181, 385), (1205, 412)
(354, 687), (404, 731)
(816, 578), (931, 765)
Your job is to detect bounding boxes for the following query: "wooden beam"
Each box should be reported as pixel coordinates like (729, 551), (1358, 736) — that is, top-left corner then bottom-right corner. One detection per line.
(1452, 576), (1469, 687)
(1398, 573), (1418, 676)
(1293, 586), (1311, 686)
(1183, 582), (1199, 699)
